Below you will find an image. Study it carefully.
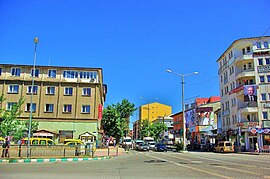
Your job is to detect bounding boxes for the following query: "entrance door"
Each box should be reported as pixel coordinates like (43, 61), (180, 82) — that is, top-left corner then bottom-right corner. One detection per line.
(248, 137), (257, 151)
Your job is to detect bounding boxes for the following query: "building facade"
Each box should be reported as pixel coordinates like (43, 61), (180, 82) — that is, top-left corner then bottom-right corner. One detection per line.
(0, 64), (106, 144)
(139, 102), (172, 123)
(217, 36), (270, 151)
(172, 97), (220, 145)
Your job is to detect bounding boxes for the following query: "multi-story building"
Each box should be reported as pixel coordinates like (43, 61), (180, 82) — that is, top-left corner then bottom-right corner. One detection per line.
(152, 116), (174, 140)
(132, 102), (172, 140)
(0, 64), (106, 144)
(217, 36), (270, 151)
(139, 102), (172, 123)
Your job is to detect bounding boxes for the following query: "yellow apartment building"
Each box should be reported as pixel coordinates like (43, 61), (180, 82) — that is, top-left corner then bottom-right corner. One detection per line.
(0, 64), (106, 144)
(139, 102), (172, 123)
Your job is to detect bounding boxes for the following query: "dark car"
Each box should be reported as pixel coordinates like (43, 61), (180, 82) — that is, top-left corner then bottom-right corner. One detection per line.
(187, 142), (201, 151)
(200, 143), (215, 152)
(154, 143), (167, 152)
(137, 143), (149, 151)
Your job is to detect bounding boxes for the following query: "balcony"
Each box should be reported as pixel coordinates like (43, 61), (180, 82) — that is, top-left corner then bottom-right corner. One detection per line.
(237, 101), (258, 112)
(234, 53), (253, 64)
(235, 68), (255, 79)
(222, 109), (230, 117)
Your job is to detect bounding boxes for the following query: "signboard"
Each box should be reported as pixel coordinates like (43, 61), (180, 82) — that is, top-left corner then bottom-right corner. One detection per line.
(258, 65), (270, 73)
(98, 104), (103, 120)
(238, 122), (259, 128)
(263, 120), (270, 128)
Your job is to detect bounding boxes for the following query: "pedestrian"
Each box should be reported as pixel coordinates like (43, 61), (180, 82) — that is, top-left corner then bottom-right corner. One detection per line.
(113, 139), (116, 147)
(1, 137), (10, 158)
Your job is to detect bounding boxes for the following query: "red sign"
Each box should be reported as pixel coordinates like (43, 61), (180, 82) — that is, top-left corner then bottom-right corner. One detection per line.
(98, 104), (103, 120)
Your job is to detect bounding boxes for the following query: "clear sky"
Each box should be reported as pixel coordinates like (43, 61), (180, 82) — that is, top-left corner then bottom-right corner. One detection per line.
(0, 0), (269, 128)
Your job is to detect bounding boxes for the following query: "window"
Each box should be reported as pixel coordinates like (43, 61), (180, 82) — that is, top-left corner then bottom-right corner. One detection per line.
(82, 88), (91, 96)
(64, 87), (73, 95)
(257, 42), (261, 49)
(63, 70), (78, 79)
(242, 48), (245, 55)
(8, 85), (19, 93)
(82, 105), (90, 113)
(260, 75), (265, 83)
(266, 58), (270, 65)
(262, 112), (268, 120)
(220, 75), (223, 82)
(247, 46), (251, 53)
(267, 75), (270, 83)
(63, 104), (72, 113)
(48, 69), (56, 78)
(258, 58), (263, 65)
(31, 68), (39, 77)
(46, 86), (55, 95)
(264, 41), (269, 48)
(6, 102), (16, 110)
(27, 86), (38, 94)
(261, 93), (266, 101)
(11, 68), (21, 76)
(269, 93), (270, 100)
(45, 104), (54, 112)
(79, 71), (97, 79)
(248, 63), (252, 69)
(25, 103), (36, 112)
(0, 68), (2, 76)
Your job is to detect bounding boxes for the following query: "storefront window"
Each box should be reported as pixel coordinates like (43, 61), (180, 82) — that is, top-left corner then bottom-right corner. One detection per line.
(263, 135), (270, 145)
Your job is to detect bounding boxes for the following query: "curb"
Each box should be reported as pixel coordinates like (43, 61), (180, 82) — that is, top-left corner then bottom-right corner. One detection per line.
(0, 156), (110, 164)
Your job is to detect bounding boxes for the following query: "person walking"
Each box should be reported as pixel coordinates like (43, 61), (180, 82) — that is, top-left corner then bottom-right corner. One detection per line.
(1, 137), (10, 158)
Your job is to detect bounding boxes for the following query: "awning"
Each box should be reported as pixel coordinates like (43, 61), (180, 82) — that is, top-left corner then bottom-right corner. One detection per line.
(33, 132), (54, 137)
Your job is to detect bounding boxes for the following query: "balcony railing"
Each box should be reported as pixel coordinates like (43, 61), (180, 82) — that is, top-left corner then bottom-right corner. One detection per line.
(235, 67), (255, 76)
(237, 101), (258, 110)
(222, 109), (230, 116)
(234, 53), (253, 63)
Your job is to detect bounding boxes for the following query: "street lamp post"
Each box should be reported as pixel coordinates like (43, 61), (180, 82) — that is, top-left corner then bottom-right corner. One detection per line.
(27, 37), (39, 158)
(166, 69), (198, 151)
(139, 97), (158, 137)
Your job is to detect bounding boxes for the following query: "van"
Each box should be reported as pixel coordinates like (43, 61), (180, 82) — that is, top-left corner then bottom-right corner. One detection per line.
(22, 138), (55, 145)
(214, 141), (234, 153)
(122, 137), (132, 148)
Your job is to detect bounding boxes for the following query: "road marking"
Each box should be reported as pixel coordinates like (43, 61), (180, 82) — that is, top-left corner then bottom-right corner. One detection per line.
(215, 165), (264, 177)
(171, 153), (270, 171)
(146, 154), (232, 179)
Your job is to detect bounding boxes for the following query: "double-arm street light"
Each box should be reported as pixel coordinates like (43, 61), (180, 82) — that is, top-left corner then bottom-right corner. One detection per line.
(139, 97), (158, 137)
(166, 69), (198, 151)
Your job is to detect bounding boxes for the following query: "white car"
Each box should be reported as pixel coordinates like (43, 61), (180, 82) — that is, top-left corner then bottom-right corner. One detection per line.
(148, 141), (156, 150)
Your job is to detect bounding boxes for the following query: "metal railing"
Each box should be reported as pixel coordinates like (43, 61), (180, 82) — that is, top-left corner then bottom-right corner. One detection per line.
(1, 145), (121, 159)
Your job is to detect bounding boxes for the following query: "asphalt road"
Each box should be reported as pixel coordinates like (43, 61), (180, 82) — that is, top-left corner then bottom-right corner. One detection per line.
(1, 150), (270, 179)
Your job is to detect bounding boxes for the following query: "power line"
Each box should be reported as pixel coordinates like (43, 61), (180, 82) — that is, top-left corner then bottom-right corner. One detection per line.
(188, 75), (218, 86)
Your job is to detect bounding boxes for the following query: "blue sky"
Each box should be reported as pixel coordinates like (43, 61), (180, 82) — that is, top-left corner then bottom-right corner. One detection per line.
(0, 0), (269, 127)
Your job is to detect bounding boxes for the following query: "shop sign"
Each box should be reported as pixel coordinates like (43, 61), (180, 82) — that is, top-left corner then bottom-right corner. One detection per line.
(250, 128), (270, 134)
(258, 65), (270, 73)
(238, 122), (259, 128)
(229, 85), (244, 95)
(263, 120), (270, 128)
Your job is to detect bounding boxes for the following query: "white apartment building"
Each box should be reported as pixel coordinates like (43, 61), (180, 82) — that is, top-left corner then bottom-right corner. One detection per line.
(217, 36), (270, 152)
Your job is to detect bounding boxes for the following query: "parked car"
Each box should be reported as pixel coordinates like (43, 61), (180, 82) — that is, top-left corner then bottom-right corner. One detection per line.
(154, 143), (167, 152)
(136, 143), (149, 151)
(133, 140), (144, 150)
(187, 142), (201, 151)
(214, 141), (234, 153)
(200, 143), (215, 152)
(148, 141), (156, 150)
(21, 138), (55, 145)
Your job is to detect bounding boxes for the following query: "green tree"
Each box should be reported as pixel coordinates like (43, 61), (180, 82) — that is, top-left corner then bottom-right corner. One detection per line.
(0, 95), (39, 141)
(0, 97), (25, 138)
(101, 99), (136, 143)
(139, 120), (150, 139)
(150, 122), (167, 140)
